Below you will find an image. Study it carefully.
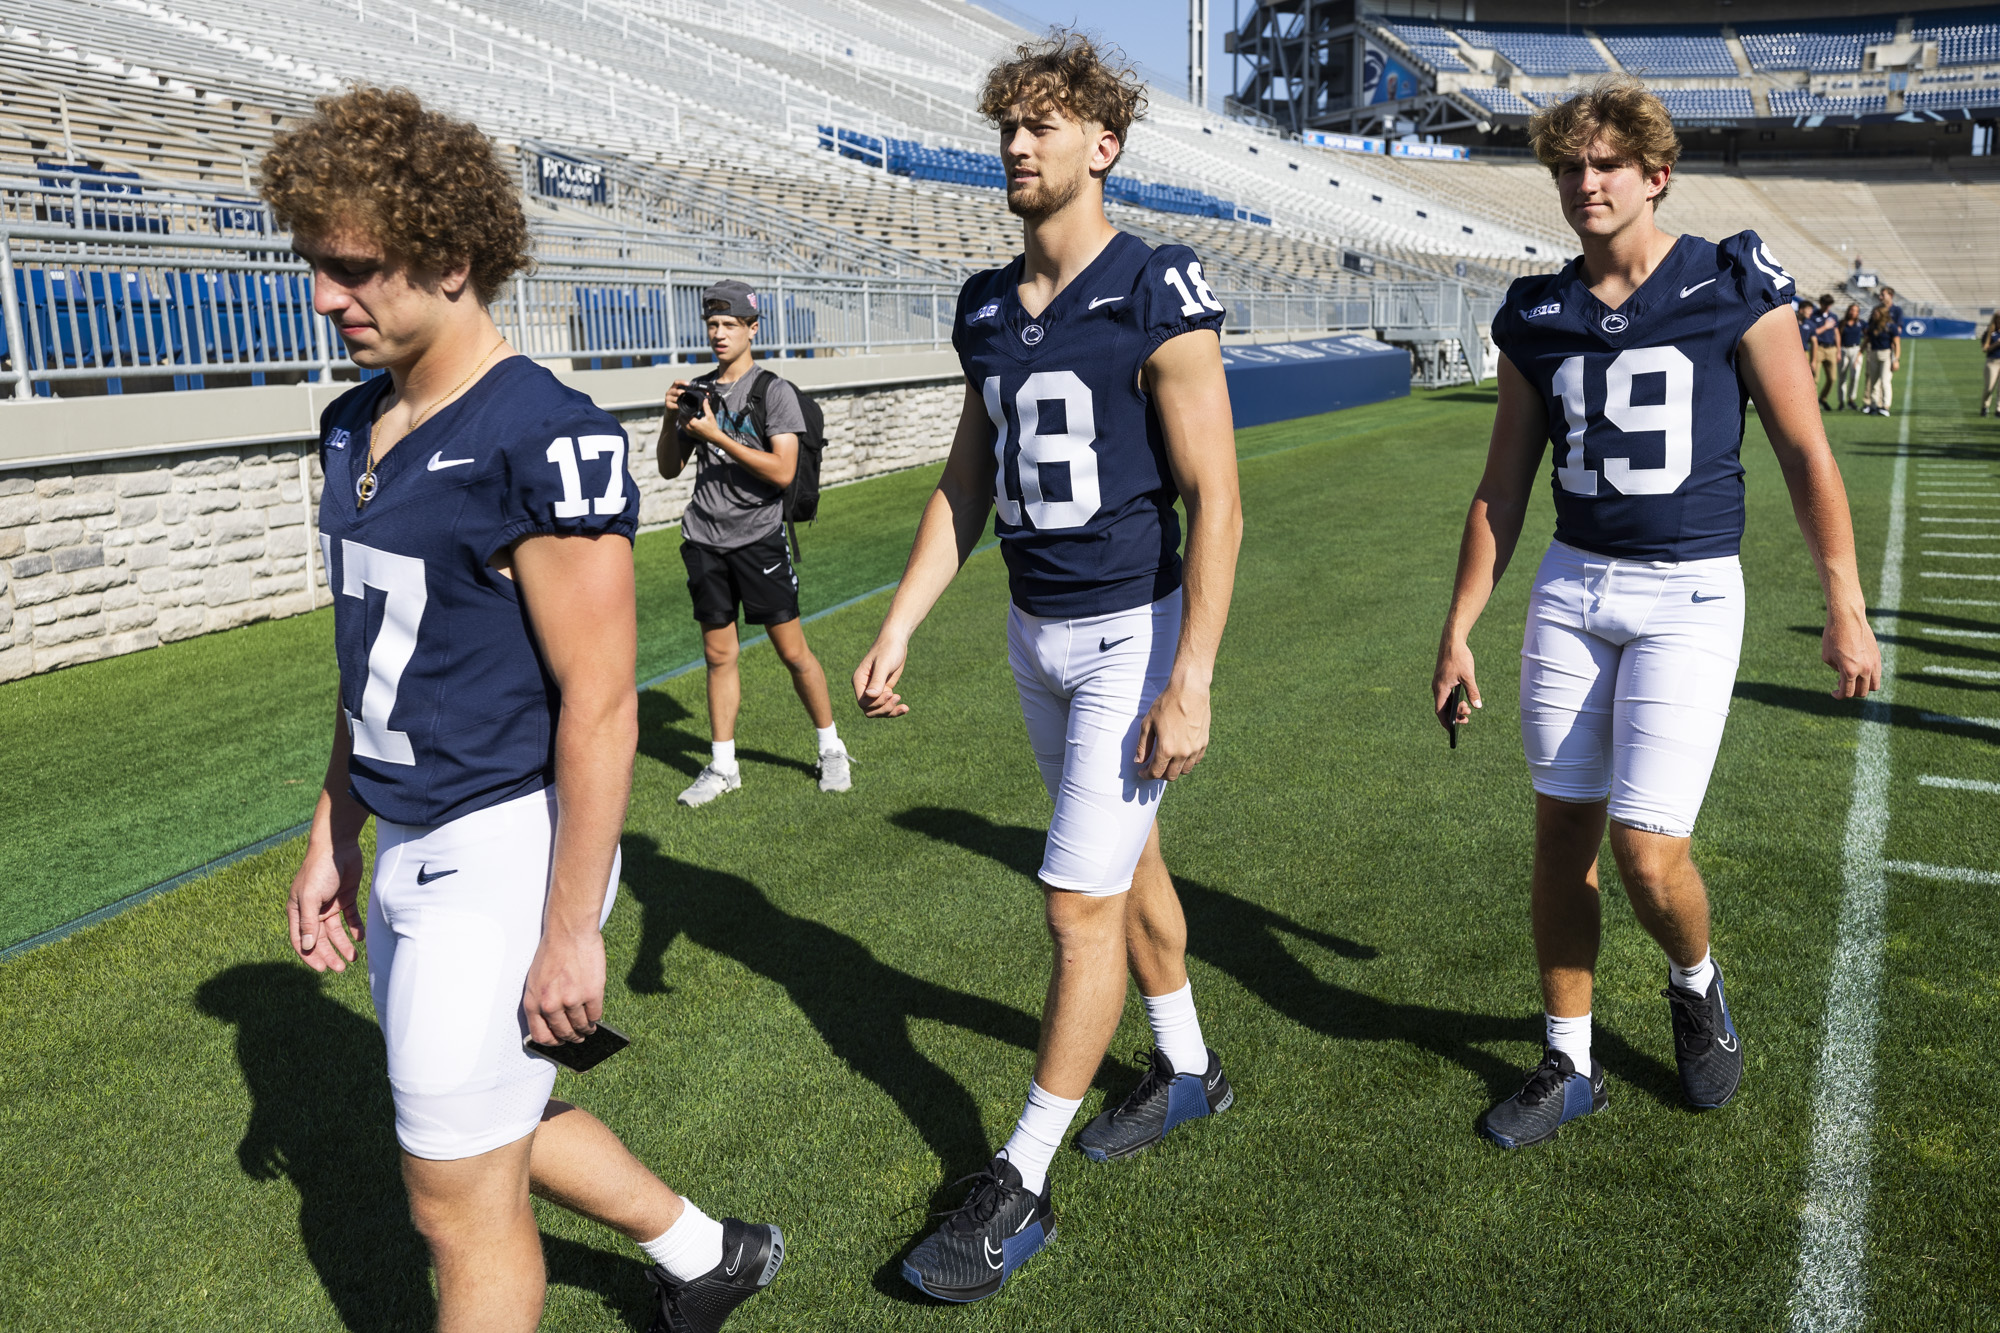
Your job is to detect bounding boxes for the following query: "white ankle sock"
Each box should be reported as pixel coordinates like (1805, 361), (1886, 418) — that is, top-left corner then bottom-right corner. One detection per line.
(639, 1199), (725, 1282)
(1142, 981), (1209, 1077)
(1545, 1012), (1592, 1073)
(1670, 950), (1716, 996)
(998, 1081), (1083, 1195)
(815, 724), (841, 753)
(711, 739), (737, 773)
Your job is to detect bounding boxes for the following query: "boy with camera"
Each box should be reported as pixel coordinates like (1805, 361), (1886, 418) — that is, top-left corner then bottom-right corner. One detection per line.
(659, 280), (850, 805)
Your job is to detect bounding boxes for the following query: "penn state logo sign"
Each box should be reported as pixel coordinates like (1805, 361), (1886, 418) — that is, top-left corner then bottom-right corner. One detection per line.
(1601, 312), (1629, 334)
(1021, 323), (1045, 346)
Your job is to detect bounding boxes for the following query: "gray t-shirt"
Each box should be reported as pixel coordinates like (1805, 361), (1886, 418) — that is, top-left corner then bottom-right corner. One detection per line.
(680, 368), (807, 550)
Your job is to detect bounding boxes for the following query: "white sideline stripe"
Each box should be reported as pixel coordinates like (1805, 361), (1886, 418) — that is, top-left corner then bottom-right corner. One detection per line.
(1788, 352), (1910, 1333)
(1923, 571), (2000, 581)
(1920, 712), (2000, 729)
(1921, 665), (2000, 679)
(1883, 860), (2000, 886)
(1917, 775), (2000, 793)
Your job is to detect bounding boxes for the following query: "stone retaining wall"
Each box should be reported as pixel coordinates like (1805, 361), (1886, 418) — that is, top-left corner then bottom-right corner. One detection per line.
(0, 376), (960, 682)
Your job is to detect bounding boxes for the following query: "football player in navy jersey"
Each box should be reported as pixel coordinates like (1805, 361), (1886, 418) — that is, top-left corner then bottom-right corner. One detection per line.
(852, 35), (1242, 1300)
(1432, 80), (1881, 1150)
(268, 89), (780, 1333)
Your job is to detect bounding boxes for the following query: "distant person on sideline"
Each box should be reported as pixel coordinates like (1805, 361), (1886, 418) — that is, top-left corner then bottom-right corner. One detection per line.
(658, 281), (850, 807)
(272, 87), (783, 1333)
(1862, 286), (1902, 416)
(1811, 294), (1840, 409)
(1982, 312), (2000, 416)
(1836, 301), (1865, 410)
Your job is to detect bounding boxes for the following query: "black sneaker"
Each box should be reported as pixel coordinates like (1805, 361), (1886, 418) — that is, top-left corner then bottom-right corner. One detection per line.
(901, 1157), (1054, 1303)
(646, 1218), (784, 1333)
(1075, 1047), (1233, 1162)
(1478, 1049), (1607, 1149)
(1664, 962), (1743, 1109)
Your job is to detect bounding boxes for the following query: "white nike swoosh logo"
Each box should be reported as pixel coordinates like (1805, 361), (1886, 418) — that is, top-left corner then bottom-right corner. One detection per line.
(427, 451), (475, 470)
(983, 1238), (1005, 1269)
(1089, 296), (1124, 309)
(762, 562), (782, 574)
(1718, 1033), (1738, 1052)
(1680, 279), (1717, 298)
(723, 1241), (743, 1277)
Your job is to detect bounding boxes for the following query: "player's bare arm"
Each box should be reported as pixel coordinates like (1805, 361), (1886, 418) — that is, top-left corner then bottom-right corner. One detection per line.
(1736, 306), (1882, 698)
(1136, 329), (1241, 781)
(513, 530), (640, 1046)
(286, 705), (370, 971)
(1433, 352), (1550, 731)
(853, 383), (999, 717)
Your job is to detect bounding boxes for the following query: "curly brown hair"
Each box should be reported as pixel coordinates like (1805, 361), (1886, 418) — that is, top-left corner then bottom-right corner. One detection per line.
(259, 85), (530, 303)
(977, 31), (1147, 170)
(1530, 76), (1682, 207)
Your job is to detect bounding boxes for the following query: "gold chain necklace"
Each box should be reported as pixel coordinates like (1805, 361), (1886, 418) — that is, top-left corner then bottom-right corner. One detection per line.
(356, 340), (506, 509)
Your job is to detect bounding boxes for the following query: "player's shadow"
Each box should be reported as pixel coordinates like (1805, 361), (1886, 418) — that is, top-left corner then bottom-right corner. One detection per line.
(888, 807), (1683, 1113)
(197, 963), (654, 1332)
(636, 687), (816, 781)
(1734, 680), (2000, 743)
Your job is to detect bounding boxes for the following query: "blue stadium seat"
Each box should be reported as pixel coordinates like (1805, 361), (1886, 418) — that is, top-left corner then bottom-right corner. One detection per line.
(1384, 21), (1469, 72)
(1453, 26), (1607, 76)
(1913, 12), (2000, 67)
(1599, 30), (1737, 77)
(1460, 86), (1536, 117)
(1737, 20), (1893, 73)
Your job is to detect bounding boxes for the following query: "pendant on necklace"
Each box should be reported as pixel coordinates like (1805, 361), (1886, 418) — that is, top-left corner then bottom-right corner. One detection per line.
(356, 470), (378, 508)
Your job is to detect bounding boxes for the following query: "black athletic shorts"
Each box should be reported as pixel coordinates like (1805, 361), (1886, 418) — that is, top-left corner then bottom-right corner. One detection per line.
(682, 531), (799, 627)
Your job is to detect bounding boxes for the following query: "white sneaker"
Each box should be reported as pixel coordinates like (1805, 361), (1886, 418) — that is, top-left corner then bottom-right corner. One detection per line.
(678, 764), (741, 807)
(817, 747), (852, 794)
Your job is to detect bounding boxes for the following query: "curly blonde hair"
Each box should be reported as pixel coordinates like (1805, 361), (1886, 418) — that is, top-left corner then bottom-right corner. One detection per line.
(259, 85), (530, 303)
(1530, 76), (1682, 206)
(977, 31), (1147, 170)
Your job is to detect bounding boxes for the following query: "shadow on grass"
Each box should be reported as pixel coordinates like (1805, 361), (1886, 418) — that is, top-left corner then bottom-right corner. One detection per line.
(889, 807), (1683, 1115)
(197, 964), (654, 1332)
(637, 684), (817, 781)
(1734, 680), (2000, 744)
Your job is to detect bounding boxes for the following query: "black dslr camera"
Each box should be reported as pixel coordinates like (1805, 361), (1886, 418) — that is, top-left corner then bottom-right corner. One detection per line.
(675, 380), (722, 435)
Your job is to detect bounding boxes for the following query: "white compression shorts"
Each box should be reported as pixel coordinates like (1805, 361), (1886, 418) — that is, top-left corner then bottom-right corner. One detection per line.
(1008, 588), (1181, 895)
(1519, 540), (1745, 839)
(367, 787), (620, 1161)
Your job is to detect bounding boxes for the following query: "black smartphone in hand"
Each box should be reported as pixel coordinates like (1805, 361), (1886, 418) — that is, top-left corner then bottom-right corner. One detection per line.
(1441, 683), (1467, 749)
(525, 1022), (630, 1073)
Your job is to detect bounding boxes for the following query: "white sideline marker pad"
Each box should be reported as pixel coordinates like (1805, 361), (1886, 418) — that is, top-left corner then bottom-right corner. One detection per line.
(1788, 359), (1910, 1333)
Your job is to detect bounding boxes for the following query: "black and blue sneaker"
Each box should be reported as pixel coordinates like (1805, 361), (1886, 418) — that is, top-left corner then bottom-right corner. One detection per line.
(1478, 1048), (1607, 1149)
(1075, 1047), (1234, 1162)
(646, 1218), (784, 1333)
(1665, 962), (1743, 1109)
(901, 1157), (1054, 1303)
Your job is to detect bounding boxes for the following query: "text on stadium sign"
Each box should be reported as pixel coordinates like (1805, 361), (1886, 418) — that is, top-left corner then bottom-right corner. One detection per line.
(537, 154), (607, 204)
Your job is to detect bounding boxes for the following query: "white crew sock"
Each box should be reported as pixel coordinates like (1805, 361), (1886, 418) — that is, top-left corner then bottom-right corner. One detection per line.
(997, 1081), (1083, 1195)
(1670, 950), (1716, 997)
(639, 1199), (726, 1282)
(710, 739), (737, 774)
(1142, 981), (1209, 1077)
(1545, 1011), (1592, 1073)
(815, 723), (841, 754)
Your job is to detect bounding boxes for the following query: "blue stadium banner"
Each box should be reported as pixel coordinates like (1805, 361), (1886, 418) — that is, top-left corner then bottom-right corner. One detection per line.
(1300, 129), (1384, 155)
(1390, 141), (1468, 161)
(1899, 315), (1977, 339)
(1220, 336), (1409, 427)
(1360, 40), (1421, 105)
(537, 153), (607, 204)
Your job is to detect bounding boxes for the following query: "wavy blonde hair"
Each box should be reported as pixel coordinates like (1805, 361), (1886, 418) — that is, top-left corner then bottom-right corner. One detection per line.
(260, 85), (530, 302)
(977, 31), (1147, 171)
(1530, 76), (1683, 207)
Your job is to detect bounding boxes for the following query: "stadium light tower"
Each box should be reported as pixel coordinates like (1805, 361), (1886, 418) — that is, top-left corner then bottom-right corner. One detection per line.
(1188, 0), (1210, 110)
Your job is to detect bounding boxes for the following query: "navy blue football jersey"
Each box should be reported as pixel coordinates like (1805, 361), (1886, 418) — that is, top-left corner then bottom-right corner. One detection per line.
(1491, 230), (1794, 562)
(315, 357), (637, 827)
(952, 231), (1225, 616)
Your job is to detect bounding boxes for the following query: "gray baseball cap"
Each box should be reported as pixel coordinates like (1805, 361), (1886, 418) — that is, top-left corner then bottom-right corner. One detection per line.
(701, 279), (760, 322)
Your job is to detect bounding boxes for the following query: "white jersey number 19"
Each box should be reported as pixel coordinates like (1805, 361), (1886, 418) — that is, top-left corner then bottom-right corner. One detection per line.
(1552, 345), (1695, 497)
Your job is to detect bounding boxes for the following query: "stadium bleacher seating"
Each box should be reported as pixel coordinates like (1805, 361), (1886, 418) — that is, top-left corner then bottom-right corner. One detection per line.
(1460, 86), (1537, 118)
(1383, 21), (1470, 74)
(1736, 21), (1894, 73)
(1913, 11), (2000, 66)
(1767, 90), (1890, 117)
(1597, 30), (1738, 78)
(1453, 26), (1608, 77)
(1651, 89), (1756, 120)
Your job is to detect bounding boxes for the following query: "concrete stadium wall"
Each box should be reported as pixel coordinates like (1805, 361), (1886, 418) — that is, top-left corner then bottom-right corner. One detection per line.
(0, 352), (963, 683)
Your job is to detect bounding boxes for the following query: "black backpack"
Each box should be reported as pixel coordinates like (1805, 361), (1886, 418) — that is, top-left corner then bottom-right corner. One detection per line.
(745, 369), (825, 525)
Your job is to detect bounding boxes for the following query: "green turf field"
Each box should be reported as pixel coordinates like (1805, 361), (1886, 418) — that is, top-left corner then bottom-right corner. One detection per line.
(1, 347), (1993, 1330)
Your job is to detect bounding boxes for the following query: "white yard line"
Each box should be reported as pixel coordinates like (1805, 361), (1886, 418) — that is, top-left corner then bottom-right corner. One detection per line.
(1922, 627), (2000, 639)
(1925, 597), (2000, 607)
(1922, 551), (2000, 559)
(1917, 775), (2000, 794)
(1788, 352), (1911, 1333)
(1883, 860), (2000, 886)
(1922, 571), (2000, 582)
(1920, 666), (2000, 680)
